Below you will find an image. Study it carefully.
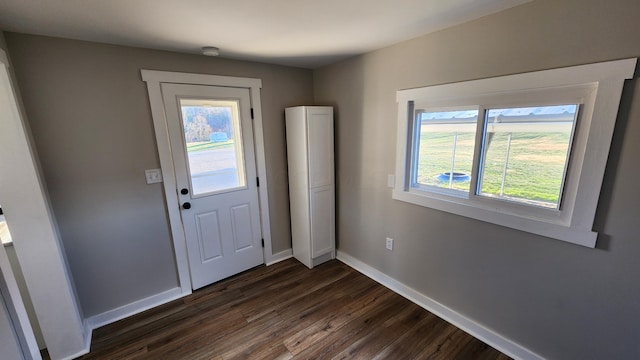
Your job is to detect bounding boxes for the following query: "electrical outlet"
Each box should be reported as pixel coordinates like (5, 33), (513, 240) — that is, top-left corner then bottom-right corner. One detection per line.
(386, 237), (394, 251)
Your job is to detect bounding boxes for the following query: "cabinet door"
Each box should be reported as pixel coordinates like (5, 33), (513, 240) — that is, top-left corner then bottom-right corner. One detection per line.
(310, 186), (335, 258)
(307, 109), (334, 188)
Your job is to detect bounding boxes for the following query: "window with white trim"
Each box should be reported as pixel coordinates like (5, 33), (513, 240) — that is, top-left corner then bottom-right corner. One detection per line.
(393, 59), (636, 247)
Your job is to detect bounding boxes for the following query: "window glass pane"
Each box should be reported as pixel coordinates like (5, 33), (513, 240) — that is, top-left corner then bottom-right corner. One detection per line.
(413, 109), (478, 192)
(479, 105), (578, 209)
(180, 99), (246, 196)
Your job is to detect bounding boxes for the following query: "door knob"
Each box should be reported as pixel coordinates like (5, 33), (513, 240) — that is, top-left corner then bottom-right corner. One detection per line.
(180, 188), (189, 195)
(182, 202), (191, 210)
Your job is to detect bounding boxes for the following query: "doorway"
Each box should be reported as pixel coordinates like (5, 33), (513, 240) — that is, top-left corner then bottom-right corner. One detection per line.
(162, 83), (263, 289)
(142, 71), (274, 293)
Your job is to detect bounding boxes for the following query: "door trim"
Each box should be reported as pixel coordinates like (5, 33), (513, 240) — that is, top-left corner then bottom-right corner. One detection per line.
(141, 70), (274, 295)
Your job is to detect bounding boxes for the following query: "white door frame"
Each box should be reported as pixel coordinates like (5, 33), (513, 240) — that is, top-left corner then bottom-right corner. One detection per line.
(141, 70), (274, 295)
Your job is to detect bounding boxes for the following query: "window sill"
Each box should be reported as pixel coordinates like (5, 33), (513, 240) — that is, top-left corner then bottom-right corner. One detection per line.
(392, 189), (597, 247)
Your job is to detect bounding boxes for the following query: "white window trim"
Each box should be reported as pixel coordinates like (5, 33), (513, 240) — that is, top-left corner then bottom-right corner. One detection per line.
(393, 58), (637, 247)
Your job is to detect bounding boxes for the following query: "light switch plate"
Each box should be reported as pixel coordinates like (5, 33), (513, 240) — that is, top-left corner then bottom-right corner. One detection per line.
(386, 237), (394, 251)
(387, 174), (395, 188)
(145, 169), (163, 184)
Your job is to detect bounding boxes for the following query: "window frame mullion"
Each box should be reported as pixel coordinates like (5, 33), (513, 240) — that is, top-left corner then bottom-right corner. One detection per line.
(468, 106), (487, 203)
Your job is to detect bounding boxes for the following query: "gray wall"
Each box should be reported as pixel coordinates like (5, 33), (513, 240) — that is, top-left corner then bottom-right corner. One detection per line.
(314, 0), (640, 359)
(6, 33), (313, 317)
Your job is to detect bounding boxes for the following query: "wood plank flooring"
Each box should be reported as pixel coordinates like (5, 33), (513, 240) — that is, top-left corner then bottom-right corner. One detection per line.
(68, 259), (510, 359)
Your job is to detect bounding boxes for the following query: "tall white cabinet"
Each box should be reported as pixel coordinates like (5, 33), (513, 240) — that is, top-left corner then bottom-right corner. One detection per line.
(285, 106), (335, 269)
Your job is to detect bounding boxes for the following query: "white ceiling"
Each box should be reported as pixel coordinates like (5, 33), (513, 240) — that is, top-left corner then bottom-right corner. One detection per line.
(0, 0), (531, 68)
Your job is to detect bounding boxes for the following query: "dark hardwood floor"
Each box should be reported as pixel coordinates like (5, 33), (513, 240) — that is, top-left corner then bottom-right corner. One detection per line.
(63, 259), (510, 359)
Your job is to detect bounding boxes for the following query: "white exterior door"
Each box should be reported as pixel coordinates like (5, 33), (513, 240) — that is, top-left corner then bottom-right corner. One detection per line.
(161, 83), (263, 290)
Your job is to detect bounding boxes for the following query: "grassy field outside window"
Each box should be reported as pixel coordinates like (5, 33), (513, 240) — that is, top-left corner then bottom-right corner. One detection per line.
(417, 131), (571, 207)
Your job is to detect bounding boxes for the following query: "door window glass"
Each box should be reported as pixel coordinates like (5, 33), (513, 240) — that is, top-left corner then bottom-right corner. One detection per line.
(179, 99), (246, 195)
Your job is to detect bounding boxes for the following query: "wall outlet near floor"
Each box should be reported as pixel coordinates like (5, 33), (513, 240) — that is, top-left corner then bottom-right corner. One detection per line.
(386, 237), (394, 251)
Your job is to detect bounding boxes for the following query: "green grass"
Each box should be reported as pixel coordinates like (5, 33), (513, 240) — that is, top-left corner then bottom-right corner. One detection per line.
(417, 132), (475, 192)
(186, 140), (234, 152)
(417, 131), (571, 207)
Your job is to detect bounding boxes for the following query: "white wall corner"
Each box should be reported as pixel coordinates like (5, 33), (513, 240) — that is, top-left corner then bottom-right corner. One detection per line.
(0, 48), (87, 360)
(57, 322), (92, 360)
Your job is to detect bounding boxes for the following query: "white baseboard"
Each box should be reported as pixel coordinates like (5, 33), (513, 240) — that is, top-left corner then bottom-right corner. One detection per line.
(86, 287), (185, 331)
(59, 321), (93, 360)
(73, 252), (290, 357)
(336, 251), (543, 360)
(82, 319), (92, 352)
(266, 248), (293, 266)
(62, 287), (184, 359)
